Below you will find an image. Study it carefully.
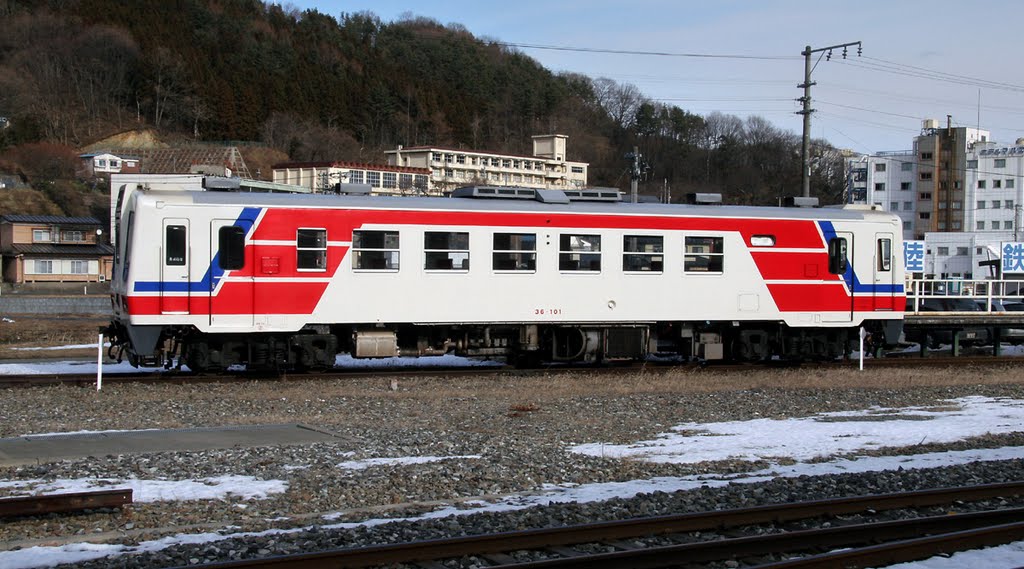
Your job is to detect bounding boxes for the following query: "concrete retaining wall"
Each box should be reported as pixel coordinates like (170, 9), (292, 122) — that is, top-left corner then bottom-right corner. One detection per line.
(0, 295), (110, 315)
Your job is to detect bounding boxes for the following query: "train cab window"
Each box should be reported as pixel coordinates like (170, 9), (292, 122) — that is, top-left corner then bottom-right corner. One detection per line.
(684, 236), (723, 273)
(353, 230), (400, 271)
(218, 226), (246, 270)
(877, 238), (892, 272)
(165, 225), (187, 266)
(297, 228), (327, 271)
(493, 233), (536, 271)
(623, 235), (664, 272)
(424, 231), (469, 270)
(559, 234), (601, 271)
(828, 237), (848, 275)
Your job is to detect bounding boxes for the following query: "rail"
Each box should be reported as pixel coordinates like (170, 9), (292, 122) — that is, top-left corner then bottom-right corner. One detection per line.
(0, 488), (133, 518)
(177, 481), (1024, 569)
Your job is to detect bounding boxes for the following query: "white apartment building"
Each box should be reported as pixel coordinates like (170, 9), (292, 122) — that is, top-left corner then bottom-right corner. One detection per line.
(846, 150), (917, 239)
(384, 134), (588, 194)
(272, 161), (432, 195)
(965, 140), (1024, 236)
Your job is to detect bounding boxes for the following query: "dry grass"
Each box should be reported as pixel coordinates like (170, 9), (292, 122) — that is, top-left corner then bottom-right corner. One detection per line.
(0, 315), (107, 359)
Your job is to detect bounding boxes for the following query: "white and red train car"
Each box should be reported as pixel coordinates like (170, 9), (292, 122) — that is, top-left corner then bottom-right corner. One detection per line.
(106, 176), (905, 370)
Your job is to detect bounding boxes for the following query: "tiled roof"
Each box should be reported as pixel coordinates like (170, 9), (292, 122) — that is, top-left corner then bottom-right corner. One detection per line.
(0, 215), (102, 225)
(6, 243), (114, 255)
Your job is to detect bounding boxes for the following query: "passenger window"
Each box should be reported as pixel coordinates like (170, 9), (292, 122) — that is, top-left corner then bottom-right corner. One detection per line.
(559, 234), (601, 271)
(623, 235), (663, 272)
(165, 225), (187, 266)
(493, 233), (536, 271)
(218, 226), (246, 270)
(684, 236), (723, 272)
(297, 228), (327, 271)
(828, 237), (848, 275)
(424, 231), (469, 270)
(877, 238), (891, 271)
(353, 230), (400, 270)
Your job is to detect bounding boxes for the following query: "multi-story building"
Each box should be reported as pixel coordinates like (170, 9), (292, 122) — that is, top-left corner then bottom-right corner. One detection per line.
(0, 215), (113, 284)
(965, 139), (1024, 237)
(272, 161), (432, 195)
(384, 134), (588, 194)
(846, 150), (917, 239)
(913, 120), (989, 236)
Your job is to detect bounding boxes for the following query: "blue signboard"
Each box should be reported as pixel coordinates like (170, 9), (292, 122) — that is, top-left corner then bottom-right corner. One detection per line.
(903, 240), (925, 273)
(1002, 242), (1024, 274)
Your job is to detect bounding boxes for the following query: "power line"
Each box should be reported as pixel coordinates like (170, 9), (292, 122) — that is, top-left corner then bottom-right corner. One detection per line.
(495, 41), (795, 60)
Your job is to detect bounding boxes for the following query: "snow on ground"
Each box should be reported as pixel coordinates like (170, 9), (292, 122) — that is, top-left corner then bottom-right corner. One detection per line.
(1, 358), (1024, 567)
(337, 455), (483, 470)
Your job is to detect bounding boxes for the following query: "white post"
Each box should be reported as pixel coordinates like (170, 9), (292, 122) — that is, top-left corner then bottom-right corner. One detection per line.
(96, 333), (103, 391)
(858, 327), (866, 371)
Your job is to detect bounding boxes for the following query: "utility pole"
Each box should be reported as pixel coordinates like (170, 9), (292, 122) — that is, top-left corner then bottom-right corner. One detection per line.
(627, 146), (642, 203)
(798, 41), (861, 198)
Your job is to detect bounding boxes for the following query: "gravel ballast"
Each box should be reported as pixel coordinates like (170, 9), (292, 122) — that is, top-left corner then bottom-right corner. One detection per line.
(0, 365), (1022, 568)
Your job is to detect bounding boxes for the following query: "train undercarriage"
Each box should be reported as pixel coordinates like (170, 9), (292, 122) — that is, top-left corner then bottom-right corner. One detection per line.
(106, 319), (901, 372)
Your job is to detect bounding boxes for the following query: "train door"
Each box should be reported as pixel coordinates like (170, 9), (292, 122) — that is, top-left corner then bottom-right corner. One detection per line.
(209, 218), (254, 327)
(873, 233), (897, 310)
(824, 231), (855, 322)
(160, 219), (190, 314)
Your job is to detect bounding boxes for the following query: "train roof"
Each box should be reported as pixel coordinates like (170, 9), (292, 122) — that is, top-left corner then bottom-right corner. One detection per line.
(134, 187), (898, 224)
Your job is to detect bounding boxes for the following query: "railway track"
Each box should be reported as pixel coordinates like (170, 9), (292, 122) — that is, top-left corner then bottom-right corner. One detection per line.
(174, 482), (1024, 569)
(0, 355), (1022, 388)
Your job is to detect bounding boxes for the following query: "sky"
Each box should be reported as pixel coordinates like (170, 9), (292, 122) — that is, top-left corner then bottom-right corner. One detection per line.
(283, 0), (1024, 155)
(2, 388), (1024, 567)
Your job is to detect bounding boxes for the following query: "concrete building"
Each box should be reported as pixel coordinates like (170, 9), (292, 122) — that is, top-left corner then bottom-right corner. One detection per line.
(272, 161), (432, 195)
(846, 150), (917, 239)
(383, 134), (588, 194)
(964, 139), (1024, 237)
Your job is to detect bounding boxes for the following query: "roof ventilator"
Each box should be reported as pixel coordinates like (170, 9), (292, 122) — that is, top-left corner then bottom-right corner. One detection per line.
(451, 185), (621, 204)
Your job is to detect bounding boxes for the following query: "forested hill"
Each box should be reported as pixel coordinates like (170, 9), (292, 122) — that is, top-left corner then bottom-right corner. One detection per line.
(0, 0), (846, 203)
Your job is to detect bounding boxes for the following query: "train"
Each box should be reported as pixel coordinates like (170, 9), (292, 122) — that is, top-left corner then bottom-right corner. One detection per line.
(105, 175), (906, 370)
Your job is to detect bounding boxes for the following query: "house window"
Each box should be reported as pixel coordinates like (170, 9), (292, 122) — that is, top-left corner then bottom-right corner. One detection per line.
(559, 234), (601, 271)
(348, 170), (364, 184)
(109, 160), (119, 169)
(890, 202), (898, 211)
(952, 201), (962, 210)
(995, 158), (1007, 168)
(921, 152), (933, 160)
(1006, 221), (1015, 230)
(903, 201), (912, 210)
(63, 230), (84, 242)
(353, 230), (399, 270)
(96, 159), (106, 167)
(978, 180), (987, 189)
(34, 260), (53, 274)
(382, 172), (397, 189)
(978, 201), (986, 210)
(901, 162), (913, 171)
(493, 233), (536, 271)
(296, 228), (327, 271)
(920, 172), (933, 181)
(994, 179), (1002, 188)
(444, 168), (454, 177)
(571, 166), (584, 174)
(978, 221), (985, 230)
(903, 221), (911, 230)
(444, 154), (453, 163)
(919, 192), (932, 200)
(367, 171), (381, 187)
(414, 175), (428, 189)
(623, 235), (664, 272)
(32, 229), (51, 242)
(1007, 200), (1015, 209)
(874, 163), (886, 172)
(967, 160), (978, 169)
(685, 236), (724, 273)
(432, 153), (442, 162)
(1008, 179), (1016, 189)
(957, 247), (968, 256)
(399, 173), (412, 190)
(919, 212), (931, 219)
(937, 247), (949, 256)
(900, 182), (912, 190)
(70, 260), (88, 274)
(424, 231), (469, 270)
(502, 159), (511, 168)
(512, 160), (520, 169)
(874, 182), (885, 192)
(456, 154), (466, 164)
(993, 201), (1001, 209)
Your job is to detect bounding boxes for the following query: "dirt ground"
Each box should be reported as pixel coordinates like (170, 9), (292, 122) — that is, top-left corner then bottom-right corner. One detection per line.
(0, 314), (108, 360)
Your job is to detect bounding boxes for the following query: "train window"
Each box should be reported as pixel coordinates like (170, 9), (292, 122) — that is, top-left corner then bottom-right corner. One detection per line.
(297, 228), (327, 271)
(828, 237), (848, 275)
(353, 230), (400, 271)
(623, 235), (664, 272)
(877, 238), (892, 271)
(493, 233), (536, 271)
(684, 236), (724, 273)
(424, 231), (469, 271)
(559, 234), (601, 271)
(165, 225), (187, 266)
(218, 226), (245, 270)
